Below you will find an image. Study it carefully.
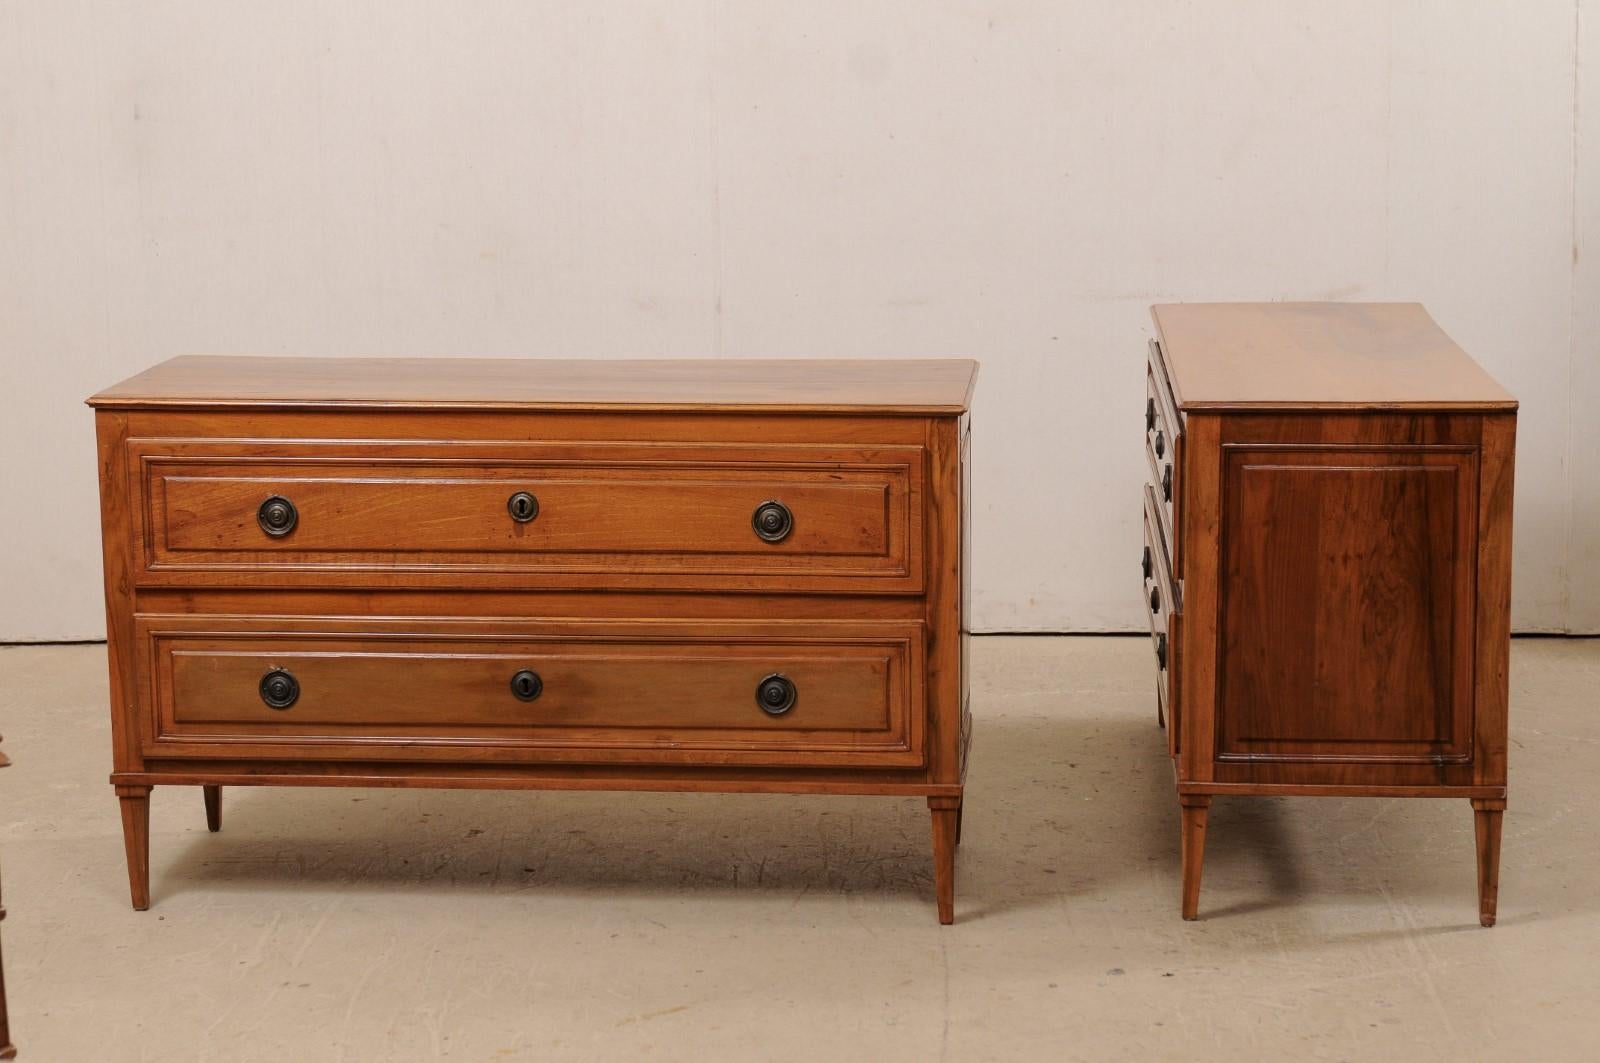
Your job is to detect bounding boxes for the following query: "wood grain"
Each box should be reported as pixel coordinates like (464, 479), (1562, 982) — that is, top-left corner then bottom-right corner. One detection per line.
(1473, 414), (1516, 790)
(925, 417), (966, 789)
(113, 765), (964, 797)
(1175, 413), (1223, 788)
(96, 413), (143, 779)
(1216, 444), (1477, 772)
(1152, 303), (1517, 411)
(89, 356), (979, 414)
(1179, 782), (1504, 799)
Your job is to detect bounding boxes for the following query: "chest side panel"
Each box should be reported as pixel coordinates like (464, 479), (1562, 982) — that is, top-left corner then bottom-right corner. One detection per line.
(1213, 430), (1480, 781)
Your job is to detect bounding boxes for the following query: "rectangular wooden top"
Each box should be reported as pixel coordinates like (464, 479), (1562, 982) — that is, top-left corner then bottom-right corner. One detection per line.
(88, 356), (979, 415)
(1151, 303), (1516, 411)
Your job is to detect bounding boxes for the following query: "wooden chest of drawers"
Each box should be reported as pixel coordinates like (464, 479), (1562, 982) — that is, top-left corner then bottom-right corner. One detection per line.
(90, 357), (977, 923)
(1141, 303), (1516, 925)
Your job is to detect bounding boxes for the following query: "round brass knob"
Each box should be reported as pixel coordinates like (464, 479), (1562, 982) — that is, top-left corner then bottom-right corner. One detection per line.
(257, 496), (298, 538)
(752, 500), (793, 543)
(755, 673), (797, 716)
(259, 668), (299, 710)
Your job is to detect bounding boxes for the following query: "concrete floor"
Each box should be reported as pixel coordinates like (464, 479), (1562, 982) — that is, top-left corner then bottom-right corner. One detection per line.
(0, 637), (1597, 1062)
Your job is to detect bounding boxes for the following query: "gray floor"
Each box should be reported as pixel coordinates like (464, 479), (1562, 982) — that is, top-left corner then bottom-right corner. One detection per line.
(1, 636), (1596, 1061)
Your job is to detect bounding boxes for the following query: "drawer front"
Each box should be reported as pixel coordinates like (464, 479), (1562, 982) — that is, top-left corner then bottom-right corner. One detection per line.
(1146, 339), (1183, 572)
(129, 439), (924, 593)
(1142, 485), (1180, 757)
(135, 616), (925, 768)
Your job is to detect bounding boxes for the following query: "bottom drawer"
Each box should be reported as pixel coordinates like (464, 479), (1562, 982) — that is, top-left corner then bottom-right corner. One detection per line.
(135, 616), (925, 768)
(1142, 485), (1180, 756)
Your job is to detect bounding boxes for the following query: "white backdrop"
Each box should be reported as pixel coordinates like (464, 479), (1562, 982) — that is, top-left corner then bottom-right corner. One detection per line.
(1, 1), (1595, 640)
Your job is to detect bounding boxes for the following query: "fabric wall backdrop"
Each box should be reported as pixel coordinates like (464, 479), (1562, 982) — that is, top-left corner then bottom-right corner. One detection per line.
(1, 1), (1595, 640)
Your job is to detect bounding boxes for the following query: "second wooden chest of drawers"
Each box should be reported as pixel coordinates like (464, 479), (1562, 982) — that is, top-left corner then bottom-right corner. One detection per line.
(91, 357), (977, 923)
(1142, 303), (1516, 925)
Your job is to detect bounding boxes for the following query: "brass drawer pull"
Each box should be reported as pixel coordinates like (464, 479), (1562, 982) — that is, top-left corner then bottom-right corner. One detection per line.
(1142, 546), (1153, 580)
(509, 669), (543, 702)
(507, 491), (539, 523)
(1150, 585), (1161, 615)
(258, 668), (300, 710)
(1146, 397), (1157, 432)
(1155, 633), (1167, 671)
(752, 500), (793, 543)
(756, 673), (797, 716)
(257, 496), (298, 538)
(1162, 465), (1172, 502)
(1154, 430), (1165, 459)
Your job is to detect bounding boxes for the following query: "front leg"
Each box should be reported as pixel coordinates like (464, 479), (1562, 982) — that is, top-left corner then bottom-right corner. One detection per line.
(1179, 795), (1211, 921)
(115, 785), (151, 910)
(1, 881), (12, 1058)
(203, 785), (223, 833)
(928, 796), (961, 925)
(1471, 798), (1505, 927)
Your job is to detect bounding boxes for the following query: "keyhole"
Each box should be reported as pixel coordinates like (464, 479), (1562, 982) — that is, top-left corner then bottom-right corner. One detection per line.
(510, 669), (543, 701)
(507, 492), (539, 523)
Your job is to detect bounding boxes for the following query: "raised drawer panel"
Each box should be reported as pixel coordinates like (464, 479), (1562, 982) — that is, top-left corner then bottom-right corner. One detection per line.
(128, 439), (924, 593)
(1214, 445), (1477, 771)
(135, 616), (925, 768)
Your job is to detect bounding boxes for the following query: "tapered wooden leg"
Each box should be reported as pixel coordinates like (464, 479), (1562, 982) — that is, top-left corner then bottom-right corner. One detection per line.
(116, 785), (151, 911)
(0, 898), (13, 1058)
(1472, 798), (1505, 927)
(929, 796), (960, 925)
(203, 785), (223, 832)
(1179, 796), (1211, 921)
(1, 737), (12, 1058)
(954, 802), (964, 846)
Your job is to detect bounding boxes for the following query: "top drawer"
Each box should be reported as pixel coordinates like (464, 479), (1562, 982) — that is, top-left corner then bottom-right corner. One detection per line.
(126, 438), (925, 593)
